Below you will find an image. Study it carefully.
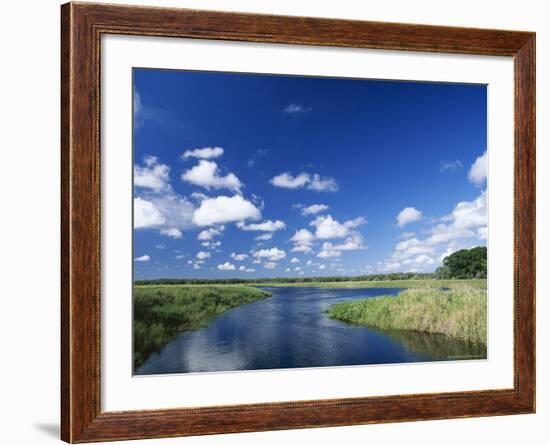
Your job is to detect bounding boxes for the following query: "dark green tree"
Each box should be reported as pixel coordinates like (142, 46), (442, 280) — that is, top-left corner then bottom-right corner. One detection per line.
(439, 246), (487, 279)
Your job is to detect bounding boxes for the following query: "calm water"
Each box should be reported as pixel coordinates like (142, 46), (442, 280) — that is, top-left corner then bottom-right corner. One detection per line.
(135, 287), (486, 375)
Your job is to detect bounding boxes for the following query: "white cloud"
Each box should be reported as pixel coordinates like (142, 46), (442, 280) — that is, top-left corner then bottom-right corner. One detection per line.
(317, 233), (366, 259)
(197, 226), (224, 240)
(193, 263), (201, 270)
(264, 262), (277, 269)
(255, 233), (273, 241)
(318, 247), (341, 258)
(160, 228), (182, 239)
(451, 190), (487, 229)
(290, 229), (315, 244)
(294, 266), (302, 271)
(396, 207), (423, 227)
(201, 241), (221, 249)
(308, 174), (338, 192)
(380, 261), (402, 272)
(439, 160), (464, 173)
(134, 156), (170, 192)
(252, 247), (286, 261)
(182, 160), (242, 192)
(193, 195), (261, 226)
(283, 103), (312, 115)
(310, 215), (365, 239)
(245, 268), (255, 273)
(300, 204), (329, 216)
(468, 151), (487, 185)
(196, 251), (210, 260)
(134, 155), (196, 236)
(270, 172), (338, 192)
(230, 253), (248, 261)
(399, 231), (416, 239)
(134, 197), (165, 229)
(237, 220), (286, 232)
(290, 257), (300, 264)
(306, 260), (313, 266)
(270, 172), (310, 189)
(319, 264), (326, 270)
(290, 228), (315, 253)
(134, 255), (150, 262)
(380, 190), (486, 273)
(217, 262), (236, 271)
(182, 147), (224, 160)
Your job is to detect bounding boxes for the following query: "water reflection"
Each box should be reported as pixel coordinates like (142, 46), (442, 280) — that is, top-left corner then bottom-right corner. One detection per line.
(135, 287), (486, 375)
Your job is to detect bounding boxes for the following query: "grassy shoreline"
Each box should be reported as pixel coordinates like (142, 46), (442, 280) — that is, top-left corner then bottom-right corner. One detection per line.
(327, 286), (487, 345)
(254, 279), (486, 289)
(135, 279), (486, 290)
(133, 285), (271, 370)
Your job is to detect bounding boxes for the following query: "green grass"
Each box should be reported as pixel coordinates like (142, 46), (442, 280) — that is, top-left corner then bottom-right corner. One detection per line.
(254, 279), (486, 289)
(327, 286), (487, 345)
(133, 285), (271, 370)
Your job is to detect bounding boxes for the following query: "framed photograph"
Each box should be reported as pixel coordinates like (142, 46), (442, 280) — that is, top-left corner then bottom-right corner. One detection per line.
(61, 2), (535, 442)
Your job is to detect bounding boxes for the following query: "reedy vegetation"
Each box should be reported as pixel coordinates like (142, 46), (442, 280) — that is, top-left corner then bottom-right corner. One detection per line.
(327, 286), (487, 345)
(133, 285), (271, 369)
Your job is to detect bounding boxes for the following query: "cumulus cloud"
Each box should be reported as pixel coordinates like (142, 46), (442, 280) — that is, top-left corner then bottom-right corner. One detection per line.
(134, 155), (196, 237)
(237, 219), (286, 232)
(160, 228), (182, 239)
(317, 233), (366, 258)
(201, 240), (221, 249)
(217, 262), (236, 271)
(319, 264), (326, 270)
(196, 251), (210, 260)
(468, 151), (487, 185)
(134, 156), (171, 192)
(255, 233), (273, 241)
(230, 253), (248, 261)
(379, 190), (487, 273)
(192, 195), (261, 226)
(308, 174), (338, 192)
(270, 172), (310, 189)
(290, 229), (315, 253)
(182, 160), (242, 193)
(182, 147), (224, 160)
(396, 207), (422, 227)
(270, 172), (338, 192)
(134, 197), (165, 229)
(300, 204), (329, 216)
(252, 247), (286, 261)
(283, 103), (312, 115)
(290, 257), (300, 264)
(134, 255), (150, 262)
(197, 226), (224, 240)
(310, 215), (365, 239)
(439, 160), (464, 173)
(264, 262), (277, 269)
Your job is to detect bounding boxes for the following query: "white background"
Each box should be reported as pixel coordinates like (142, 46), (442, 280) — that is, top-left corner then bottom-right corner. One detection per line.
(0, 0), (546, 444)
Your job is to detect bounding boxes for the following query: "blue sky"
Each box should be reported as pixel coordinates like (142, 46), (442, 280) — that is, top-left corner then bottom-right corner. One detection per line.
(133, 68), (487, 280)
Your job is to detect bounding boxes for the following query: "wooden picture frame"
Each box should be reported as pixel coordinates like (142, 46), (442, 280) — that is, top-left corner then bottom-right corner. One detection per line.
(61, 2), (535, 442)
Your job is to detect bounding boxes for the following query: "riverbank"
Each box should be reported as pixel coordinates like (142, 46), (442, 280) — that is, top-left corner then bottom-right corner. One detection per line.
(133, 285), (271, 369)
(327, 286), (487, 345)
(254, 279), (486, 289)
(135, 279), (486, 289)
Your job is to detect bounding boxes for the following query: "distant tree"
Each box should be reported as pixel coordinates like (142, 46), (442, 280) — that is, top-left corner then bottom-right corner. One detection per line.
(434, 265), (452, 279)
(440, 246), (487, 279)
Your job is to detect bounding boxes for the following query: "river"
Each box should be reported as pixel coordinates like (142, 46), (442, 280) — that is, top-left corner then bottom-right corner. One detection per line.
(135, 286), (485, 375)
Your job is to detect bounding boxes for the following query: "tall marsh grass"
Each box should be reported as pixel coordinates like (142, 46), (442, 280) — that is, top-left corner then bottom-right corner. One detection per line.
(327, 286), (487, 345)
(133, 285), (271, 369)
